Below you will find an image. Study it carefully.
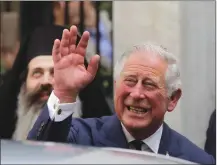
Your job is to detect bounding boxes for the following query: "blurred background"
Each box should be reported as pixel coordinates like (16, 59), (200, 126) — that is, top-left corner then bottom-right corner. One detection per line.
(0, 1), (215, 151)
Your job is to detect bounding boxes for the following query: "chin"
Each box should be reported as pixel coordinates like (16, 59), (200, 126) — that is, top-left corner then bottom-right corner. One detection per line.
(121, 113), (152, 130)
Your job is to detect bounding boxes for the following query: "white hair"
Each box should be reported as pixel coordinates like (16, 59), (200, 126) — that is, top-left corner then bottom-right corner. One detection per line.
(114, 42), (181, 96)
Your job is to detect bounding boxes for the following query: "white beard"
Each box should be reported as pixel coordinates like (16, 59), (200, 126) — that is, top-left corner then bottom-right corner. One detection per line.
(12, 83), (45, 141)
(12, 83), (83, 141)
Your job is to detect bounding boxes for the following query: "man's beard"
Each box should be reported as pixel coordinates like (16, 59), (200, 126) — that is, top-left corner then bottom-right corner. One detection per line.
(13, 83), (53, 141)
(22, 83), (53, 110)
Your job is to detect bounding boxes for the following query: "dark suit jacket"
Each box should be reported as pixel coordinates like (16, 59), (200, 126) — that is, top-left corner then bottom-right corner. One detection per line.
(205, 110), (216, 159)
(28, 105), (215, 164)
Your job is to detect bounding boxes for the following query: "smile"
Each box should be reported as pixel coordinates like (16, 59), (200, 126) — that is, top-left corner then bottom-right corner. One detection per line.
(127, 106), (150, 114)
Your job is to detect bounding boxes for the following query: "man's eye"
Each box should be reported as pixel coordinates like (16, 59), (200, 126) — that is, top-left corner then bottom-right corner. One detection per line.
(125, 78), (137, 86)
(50, 70), (54, 76)
(126, 79), (134, 82)
(32, 71), (42, 77)
(146, 82), (154, 86)
(144, 82), (156, 89)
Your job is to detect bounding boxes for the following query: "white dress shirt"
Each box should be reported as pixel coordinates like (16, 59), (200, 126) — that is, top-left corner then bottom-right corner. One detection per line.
(47, 91), (163, 154)
(121, 123), (163, 153)
(47, 91), (82, 121)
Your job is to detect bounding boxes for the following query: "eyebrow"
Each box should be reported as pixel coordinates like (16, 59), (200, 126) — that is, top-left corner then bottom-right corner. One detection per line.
(122, 72), (160, 83)
(144, 77), (161, 84)
(31, 67), (42, 71)
(30, 67), (53, 72)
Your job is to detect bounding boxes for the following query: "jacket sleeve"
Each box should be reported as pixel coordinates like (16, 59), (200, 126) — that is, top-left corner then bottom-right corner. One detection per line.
(27, 104), (77, 143)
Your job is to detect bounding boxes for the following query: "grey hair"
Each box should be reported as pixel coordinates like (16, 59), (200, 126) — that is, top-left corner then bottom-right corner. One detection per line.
(114, 42), (181, 97)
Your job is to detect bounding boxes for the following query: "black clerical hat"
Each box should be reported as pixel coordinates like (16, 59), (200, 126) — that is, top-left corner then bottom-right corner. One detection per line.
(25, 25), (65, 64)
(10, 25), (73, 80)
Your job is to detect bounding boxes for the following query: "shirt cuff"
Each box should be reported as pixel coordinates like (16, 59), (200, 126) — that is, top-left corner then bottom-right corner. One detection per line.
(47, 91), (82, 122)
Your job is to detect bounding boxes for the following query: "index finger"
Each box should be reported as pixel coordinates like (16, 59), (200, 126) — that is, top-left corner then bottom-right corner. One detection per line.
(75, 31), (90, 57)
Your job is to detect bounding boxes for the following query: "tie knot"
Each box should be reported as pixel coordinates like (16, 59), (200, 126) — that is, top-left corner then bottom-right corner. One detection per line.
(129, 140), (144, 150)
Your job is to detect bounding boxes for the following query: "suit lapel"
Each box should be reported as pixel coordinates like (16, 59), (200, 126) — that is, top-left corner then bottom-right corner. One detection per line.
(96, 115), (129, 149)
(158, 122), (171, 155)
(158, 123), (184, 157)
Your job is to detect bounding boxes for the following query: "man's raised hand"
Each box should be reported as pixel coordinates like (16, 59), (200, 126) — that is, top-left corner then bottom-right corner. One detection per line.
(52, 26), (100, 103)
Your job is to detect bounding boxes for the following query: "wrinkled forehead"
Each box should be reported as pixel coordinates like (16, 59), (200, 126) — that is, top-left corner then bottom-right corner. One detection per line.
(28, 55), (53, 70)
(123, 51), (168, 75)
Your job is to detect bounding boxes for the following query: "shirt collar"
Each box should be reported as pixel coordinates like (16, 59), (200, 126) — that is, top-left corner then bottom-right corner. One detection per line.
(121, 123), (163, 154)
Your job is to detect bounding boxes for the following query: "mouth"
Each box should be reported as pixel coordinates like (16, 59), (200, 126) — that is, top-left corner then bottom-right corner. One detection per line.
(39, 91), (51, 100)
(127, 106), (151, 114)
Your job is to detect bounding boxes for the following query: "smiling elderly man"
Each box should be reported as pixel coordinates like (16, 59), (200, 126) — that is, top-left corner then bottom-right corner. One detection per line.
(28, 26), (215, 164)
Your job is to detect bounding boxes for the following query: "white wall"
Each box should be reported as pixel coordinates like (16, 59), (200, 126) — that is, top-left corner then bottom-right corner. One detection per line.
(113, 1), (215, 148)
(179, 1), (216, 148)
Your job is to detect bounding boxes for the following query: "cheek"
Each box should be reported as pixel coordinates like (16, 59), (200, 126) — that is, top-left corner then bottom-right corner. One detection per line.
(114, 84), (131, 110)
(115, 84), (131, 100)
(26, 77), (40, 92)
(145, 90), (168, 109)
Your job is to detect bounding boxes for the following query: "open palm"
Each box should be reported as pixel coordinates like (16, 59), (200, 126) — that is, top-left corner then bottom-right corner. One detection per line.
(52, 26), (100, 101)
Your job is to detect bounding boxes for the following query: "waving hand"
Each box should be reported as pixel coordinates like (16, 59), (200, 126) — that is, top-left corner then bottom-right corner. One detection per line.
(52, 26), (100, 103)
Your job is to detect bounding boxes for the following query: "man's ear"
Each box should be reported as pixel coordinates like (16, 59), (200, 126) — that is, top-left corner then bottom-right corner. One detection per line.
(167, 89), (182, 112)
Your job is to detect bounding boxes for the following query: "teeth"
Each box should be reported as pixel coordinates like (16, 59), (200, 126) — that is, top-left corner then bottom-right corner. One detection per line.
(130, 106), (144, 112)
(128, 106), (149, 114)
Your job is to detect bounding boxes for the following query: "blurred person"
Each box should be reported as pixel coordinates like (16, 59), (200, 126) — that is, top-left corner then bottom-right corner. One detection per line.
(0, 25), (112, 140)
(1, 12), (20, 74)
(53, 1), (112, 69)
(28, 26), (214, 164)
(205, 110), (216, 159)
(1, 41), (20, 73)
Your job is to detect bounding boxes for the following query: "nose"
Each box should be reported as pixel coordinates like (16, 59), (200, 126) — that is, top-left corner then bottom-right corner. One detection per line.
(42, 72), (53, 86)
(130, 83), (145, 99)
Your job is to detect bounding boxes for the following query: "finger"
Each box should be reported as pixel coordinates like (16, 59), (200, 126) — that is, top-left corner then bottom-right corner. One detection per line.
(52, 39), (61, 63)
(69, 25), (78, 53)
(75, 31), (90, 57)
(87, 55), (100, 79)
(60, 29), (70, 56)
